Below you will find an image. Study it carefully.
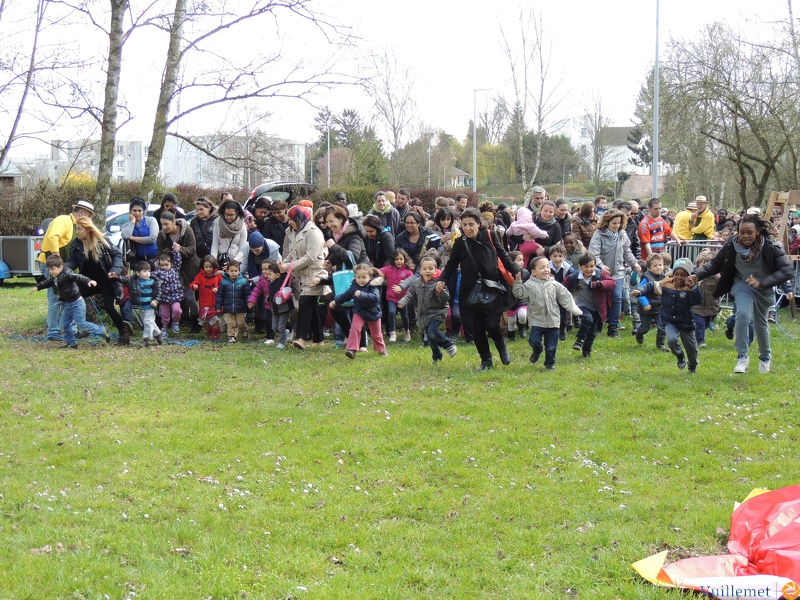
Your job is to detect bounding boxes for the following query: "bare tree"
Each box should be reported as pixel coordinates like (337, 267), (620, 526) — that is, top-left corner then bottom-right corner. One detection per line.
(498, 9), (565, 196)
(139, 0), (357, 199)
(581, 96), (612, 195)
(367, 48), (416, 186)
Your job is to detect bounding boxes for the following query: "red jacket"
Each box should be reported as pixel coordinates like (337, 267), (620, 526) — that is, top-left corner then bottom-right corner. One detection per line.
(562, 268), (615, 322)
(190, 270), (222, 308)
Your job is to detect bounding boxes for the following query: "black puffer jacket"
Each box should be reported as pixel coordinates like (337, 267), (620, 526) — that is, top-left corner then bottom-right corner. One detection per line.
(191, 214), (217, 259)
(65, 240), (125, 300)
(328, 219), (368, 268)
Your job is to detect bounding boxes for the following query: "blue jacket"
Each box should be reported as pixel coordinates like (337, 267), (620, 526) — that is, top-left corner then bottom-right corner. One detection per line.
(216, 272), (250, 313)
(333, 276), (384, 322)
(659, 280), (702, 331)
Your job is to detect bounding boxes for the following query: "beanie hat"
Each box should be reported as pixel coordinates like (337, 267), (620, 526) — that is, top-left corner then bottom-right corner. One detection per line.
(672, 258), (693, 275)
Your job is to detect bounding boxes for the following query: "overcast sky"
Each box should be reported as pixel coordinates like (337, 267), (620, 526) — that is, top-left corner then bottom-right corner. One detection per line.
(7, 0), (792, 157)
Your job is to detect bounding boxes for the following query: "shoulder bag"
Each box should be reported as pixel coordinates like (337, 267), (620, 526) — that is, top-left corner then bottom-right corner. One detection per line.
(462, 235), (505, 313)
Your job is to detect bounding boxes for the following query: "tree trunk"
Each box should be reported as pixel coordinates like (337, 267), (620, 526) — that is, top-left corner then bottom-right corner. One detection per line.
(93, 0), (127, 212)
(140, 0), (186, 199)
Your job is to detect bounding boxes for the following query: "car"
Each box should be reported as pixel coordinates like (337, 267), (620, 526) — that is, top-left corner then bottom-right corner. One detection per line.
(104, 202), (160, 248)
(243, 182), (318, 214)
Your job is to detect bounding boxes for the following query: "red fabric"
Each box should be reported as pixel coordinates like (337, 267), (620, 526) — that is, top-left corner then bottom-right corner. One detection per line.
(190, 270), (222, 309)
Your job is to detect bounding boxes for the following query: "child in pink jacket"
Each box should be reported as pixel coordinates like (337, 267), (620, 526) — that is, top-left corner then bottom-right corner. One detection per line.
(380, 249), (415, 343)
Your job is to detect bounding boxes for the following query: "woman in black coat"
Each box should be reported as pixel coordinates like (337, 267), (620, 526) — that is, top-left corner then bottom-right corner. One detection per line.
(65, 216), (129, 344)
(362, 214), (394, 268)
(437, 208), (520, 370)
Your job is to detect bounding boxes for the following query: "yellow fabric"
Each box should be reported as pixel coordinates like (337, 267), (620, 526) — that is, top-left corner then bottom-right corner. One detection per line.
(691, 209), (715, 239)
(631, 550), (675, 586)
(38, 214), (77, 264)
(673, 210), (693, 240)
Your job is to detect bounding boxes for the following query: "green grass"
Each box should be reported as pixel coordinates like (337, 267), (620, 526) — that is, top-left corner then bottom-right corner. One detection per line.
(1, 277), (799, 599)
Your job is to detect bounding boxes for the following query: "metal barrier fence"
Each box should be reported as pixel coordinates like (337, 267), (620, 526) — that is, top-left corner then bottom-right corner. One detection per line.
(664, 240), (732, 308)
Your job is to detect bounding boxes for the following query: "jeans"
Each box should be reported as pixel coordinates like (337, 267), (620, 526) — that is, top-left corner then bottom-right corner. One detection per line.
(529, 326), (559, 367)
(40, 263), (64, 340)
(665, 323), (698, 369)
(386, 300), (409, 333)
(426, 318), (453, 360)
(731, 279), (772, 360)
(608, 277), (624, 329)
(61, 298), (106, 346)
(576, 308), (599, 353)
(694, 314), (713, 344)
(272, 312), (290, 345)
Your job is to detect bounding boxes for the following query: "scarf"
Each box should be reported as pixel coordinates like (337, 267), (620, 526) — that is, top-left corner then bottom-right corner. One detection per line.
(288, 205), (311, 231)
(536, 214), (556, 227)
(732, 233), (763, 263)
(217, 214), (243, 240)
(372, 203), (391, 215)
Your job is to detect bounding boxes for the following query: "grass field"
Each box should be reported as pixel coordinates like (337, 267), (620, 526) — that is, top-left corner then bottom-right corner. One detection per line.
(1, 277), (799, 599)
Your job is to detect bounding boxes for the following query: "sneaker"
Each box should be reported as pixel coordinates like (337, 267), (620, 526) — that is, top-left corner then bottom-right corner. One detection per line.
(725, 326), (734, 340)
(404, 330), (411, 343)
(61, 343), (79, 349)
(228, 336), (237, 343)
(545, 365), (556, 371)
(635, 332), (644, 345)
(688, 367), (697, 374)
(264, 339), (275, 345)
(76, 330), (90, 339)
(582, 350), (591, 358)
(275, 343), (286, 350)
(657, 345), (669, 353)
(142, 338), (150, 347)
(323, 328), (331, 338)
(759, 359), (771, 373)
(478, 360), (493, 371)
(709, 321), (716, 331)
(332, 342), (344, 350)
(734, 356), (749, 373)
(345, 349), (356, 359)
(572, 340), (583, 351)
(446, 345), (458, 358)
(155, 333), (163, 345)
(242, 330), (249, 342)
(359, 347), (368, 353)
(103, 328), (111, 344)
(558, 328), (567, 341)
(378, 351), (389, 356)
(529, 349), (541, 364)
(388, 332), (397, 343)
(768, 313), (776, 323)
(172, 322), (180, 334)
(617, 324), (626, 330)
(698, 342), (707, 348)
(161, 331), (168, 340)
(677, 355), (686, 369)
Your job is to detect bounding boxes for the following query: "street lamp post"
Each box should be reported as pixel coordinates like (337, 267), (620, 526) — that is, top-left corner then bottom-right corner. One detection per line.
(562, 164), (566, 199)
(473, 88), (491, 193)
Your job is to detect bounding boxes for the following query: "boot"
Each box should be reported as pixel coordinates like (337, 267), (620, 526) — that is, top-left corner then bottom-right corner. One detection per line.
(656, 332), (669, 352)
(507, 329), (516, 341)
(115, 335), (130, 346)
(190, 316), (203, 334)
(607, 326), (619, 338)
(210, 326), (221, 341)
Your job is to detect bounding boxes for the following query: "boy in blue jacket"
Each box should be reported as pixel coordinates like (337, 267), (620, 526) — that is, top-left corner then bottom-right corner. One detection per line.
(652, 257), (702, 373)
(216, 260), (251, 343)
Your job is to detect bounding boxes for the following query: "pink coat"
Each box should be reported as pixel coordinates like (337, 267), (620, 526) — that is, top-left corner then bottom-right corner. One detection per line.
(507, 207), (548, 239)
(380, 264), (414, 303)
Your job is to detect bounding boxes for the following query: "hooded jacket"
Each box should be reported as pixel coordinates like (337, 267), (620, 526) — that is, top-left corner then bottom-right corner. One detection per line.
(216, 271), (250, 313)
(333, 275), (385, 321)
(157, 219), (200, 287)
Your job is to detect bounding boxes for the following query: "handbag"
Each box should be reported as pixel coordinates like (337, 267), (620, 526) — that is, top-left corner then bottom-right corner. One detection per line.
(462, 235), (505, 313)
(274, 265), (293, 306)
(332, 250), (357, 307)
(487, 232), (515, 286)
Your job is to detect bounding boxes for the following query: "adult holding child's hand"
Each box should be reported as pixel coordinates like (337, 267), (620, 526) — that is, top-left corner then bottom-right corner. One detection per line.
(693, 213), (793, 374)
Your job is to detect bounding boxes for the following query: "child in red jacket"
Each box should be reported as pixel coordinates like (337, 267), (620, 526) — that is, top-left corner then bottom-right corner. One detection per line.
(563, 252), (615, 357)
(190, 255), (223, 340)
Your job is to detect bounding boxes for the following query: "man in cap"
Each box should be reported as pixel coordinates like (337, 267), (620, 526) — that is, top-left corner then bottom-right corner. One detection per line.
(37, 200), (96, 341)
(689, 195), (715, 240)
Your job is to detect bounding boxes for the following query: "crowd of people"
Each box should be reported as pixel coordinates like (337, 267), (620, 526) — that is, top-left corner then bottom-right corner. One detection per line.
(32, 187), (798, 373)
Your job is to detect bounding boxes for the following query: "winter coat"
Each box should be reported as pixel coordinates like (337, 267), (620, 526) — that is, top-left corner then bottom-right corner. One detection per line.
(65, 239), (125, 300)
(245, 231), (282, 279)
(364, 229), (395, 268)
(692, 274), (721, 317)
(36, 267), (92, 302)
(571, 217), (596, 248)
(153, 265), (184, 304)
(563, 268), (615, 322)
(333, 276), (384, 322)
(118, 274), (160, 307)
(694, 236), (794, 298)
(532, 216), (562, 252)
(215, 272), (250, 313)
(380, 264), (414, 303)
(190, 270), (222, 309)
(556, 214), (572, 240)
(368, 205), (400, 235)
(636, 270), (667, 314)
(512, 276), (582, 329)
(438, 228), (520, 315)
(397, 276), (450, 329)
(588, 228), (638, 279)
(191, 214), (218, 259)
(625, 220), (641, 260)
(283, 221), (328, 296)
(248, 275), (292, 315)
(328, 219), (368, 268)
(261, 216), (289, 250)
(395, 226), (442, 267)
(658, 279), (703, 331)
(211, 215), (248, 264)
(157, 219), (201, 288)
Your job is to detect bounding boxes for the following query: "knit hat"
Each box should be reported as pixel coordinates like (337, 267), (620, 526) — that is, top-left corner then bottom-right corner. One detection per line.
(347, 203), (363, 219)
(298, 199), (314, 209)
(672, 258), (693, 275)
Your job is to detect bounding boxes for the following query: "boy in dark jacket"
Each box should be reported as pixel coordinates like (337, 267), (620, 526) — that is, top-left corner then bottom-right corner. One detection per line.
(115, 260), (163, 345)
(562, 252), (615, 358)
(216, 260), (250, 343)
(31, 255), (111, 348)
(632, 252), (669, 351)
(653, 258), (702, 373)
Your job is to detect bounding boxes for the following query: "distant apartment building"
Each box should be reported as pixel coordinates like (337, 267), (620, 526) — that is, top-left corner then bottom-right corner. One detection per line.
(14, 135), (305, 187)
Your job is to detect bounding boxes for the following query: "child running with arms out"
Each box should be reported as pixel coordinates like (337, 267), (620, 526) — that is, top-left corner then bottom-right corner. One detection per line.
(563, 252), (615, 358)
(381, 249), (415, 343)
(329, 263), (388, 359)
(631, 252), (669, 351)
(248, 259), (293, 349)
(512, 255), (582, 370)
(31, 255), (110, 348)
(548, 242), (577, 341)
(406, 255), (457, 362)
(216, 260), (250, 343)
(114, 260), (162, 346)
(190, 255), (223, 341)
(652, 258), (702, 373)
(153, 251), (184, 336)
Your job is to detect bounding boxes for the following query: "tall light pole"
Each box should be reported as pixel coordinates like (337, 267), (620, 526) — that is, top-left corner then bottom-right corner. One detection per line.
(562, 164), (566, 199)
(427, 141), (431, 188)
(326, 125), (331, 188)
(652, 0), (660, 198)
(473, 88), (491, 193)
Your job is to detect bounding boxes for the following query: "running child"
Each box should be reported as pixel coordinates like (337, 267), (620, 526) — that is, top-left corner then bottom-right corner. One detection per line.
(329, 263), (388, 359)
(563, 253), (615, 358)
